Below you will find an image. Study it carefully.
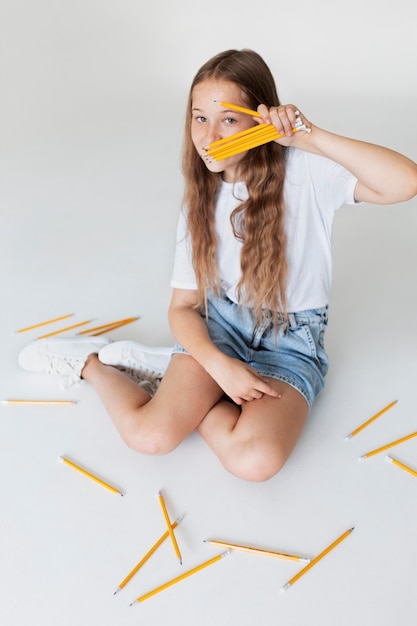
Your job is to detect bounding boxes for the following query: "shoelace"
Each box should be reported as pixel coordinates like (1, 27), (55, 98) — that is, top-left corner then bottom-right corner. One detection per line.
(124, 356), (165, 379)
(45, 354), (83, 388)
(121, 366), (160, 384)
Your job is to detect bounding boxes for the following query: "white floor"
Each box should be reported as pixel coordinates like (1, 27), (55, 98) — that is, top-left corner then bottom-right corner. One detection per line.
(1, 2), (417, 625)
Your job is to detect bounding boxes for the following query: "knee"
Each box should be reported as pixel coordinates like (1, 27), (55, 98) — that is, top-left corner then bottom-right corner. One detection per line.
(223, 444), (287, 482)
(121, 417), (181, 457)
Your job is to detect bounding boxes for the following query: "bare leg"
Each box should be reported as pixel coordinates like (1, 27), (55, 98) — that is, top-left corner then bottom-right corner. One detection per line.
(82, 353), (225, 455)
(197, 379), (309, 482)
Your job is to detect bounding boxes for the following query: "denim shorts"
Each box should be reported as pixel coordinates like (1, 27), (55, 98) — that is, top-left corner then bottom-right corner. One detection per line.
(172, 292), (329, 408)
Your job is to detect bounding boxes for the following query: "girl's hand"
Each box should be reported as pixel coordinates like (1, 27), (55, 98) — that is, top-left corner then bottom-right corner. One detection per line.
(205, 353), (280, 405)
(257, 103), (312, 145)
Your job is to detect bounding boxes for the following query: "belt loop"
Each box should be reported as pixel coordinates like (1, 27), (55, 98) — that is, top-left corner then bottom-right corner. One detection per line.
(288, 312), (297, 329)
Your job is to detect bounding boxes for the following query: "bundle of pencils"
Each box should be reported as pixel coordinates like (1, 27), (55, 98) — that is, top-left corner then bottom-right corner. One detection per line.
(204, 101), (310, 161)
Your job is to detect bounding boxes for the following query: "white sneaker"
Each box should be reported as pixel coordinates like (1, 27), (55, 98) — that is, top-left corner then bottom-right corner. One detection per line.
(98, 341), (172, 395)
(18, 336), (112, 389)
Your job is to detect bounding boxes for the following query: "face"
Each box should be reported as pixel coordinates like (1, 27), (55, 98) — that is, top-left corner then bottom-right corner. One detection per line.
(191, 79), (257, 183)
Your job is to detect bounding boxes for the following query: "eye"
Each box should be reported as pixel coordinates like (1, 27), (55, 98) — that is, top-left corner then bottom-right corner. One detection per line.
(194, 115), (207, 123)
(224, 117), (237, 125)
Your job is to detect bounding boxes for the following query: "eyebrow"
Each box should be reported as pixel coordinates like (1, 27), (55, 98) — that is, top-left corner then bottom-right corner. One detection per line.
(191, 107), (242, 115)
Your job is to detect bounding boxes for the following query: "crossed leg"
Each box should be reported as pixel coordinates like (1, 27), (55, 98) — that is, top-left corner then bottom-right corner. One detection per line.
(82, 353), (224, 454)
(82, 353), (308, 482)
(198, 379), (309, 482)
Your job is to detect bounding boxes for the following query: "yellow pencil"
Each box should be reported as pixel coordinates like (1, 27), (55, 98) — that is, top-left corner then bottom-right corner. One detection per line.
(114, 516), (184, 594)
(158, 491), (182, 564)
(217, 101), (262, 118)
(209, 133), (285, 160)
(207, 122), (270, 149)
(345, 400), (398, 440)
(38, 320), (93, 339)
(58, 456), (123, 496)
(207, 126), (281, 160)
(15, 314), (73, 333)
(204, 539), (310, 563)
(207, 122), (306, 161)
(281, 527), (354, 592)
(1, 399), (75, 406)
(386, 455), (417, 479)
(360, 431), (417, 460)
(78, 316), (139, 336)
(129, 551), (231, 605)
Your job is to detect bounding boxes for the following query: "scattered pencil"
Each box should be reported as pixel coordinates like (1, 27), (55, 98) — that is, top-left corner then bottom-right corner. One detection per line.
(58, 456), (124, 496)
(345, 400), (398, 440)
(38, 320), (93, 339)
(359, 431), (417, 460)
(78, 316), (139, 336)
(158, 491), (182, 565)
(281, 527), (354, 592)
(204, 539), (310, 563)
(114, 516), (184, 595)
(1, 399), (75, 406)
(129, 551), (231, 605)
(386, 455), (417, 479)
(14, 314), (73, 334)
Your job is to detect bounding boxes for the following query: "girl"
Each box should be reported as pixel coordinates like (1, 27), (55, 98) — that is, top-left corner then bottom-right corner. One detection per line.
(19, 49), (417, 482)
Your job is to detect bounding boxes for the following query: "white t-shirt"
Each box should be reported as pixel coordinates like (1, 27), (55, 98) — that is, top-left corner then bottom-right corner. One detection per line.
(170, 147), (358, 312)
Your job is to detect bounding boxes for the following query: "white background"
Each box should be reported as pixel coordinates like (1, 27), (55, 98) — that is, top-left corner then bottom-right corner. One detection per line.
(1, 1), (416, 624)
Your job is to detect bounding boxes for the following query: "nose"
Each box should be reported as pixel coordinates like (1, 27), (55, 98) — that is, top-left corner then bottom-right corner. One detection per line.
(203, 121), (222, 148)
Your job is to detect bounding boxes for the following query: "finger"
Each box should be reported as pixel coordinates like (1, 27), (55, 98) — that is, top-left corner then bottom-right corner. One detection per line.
(271, 105), (300, 137)
(256, 103), (272, 124)
(258, 381), (281, 398)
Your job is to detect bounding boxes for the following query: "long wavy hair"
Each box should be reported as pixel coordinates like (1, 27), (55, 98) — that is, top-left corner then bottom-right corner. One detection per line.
(182, 49), (288, 327)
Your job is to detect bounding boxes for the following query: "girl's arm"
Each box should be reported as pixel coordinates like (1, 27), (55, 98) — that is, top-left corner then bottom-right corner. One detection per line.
(257, 104), (417, 205)
(168, 288), (279, 404)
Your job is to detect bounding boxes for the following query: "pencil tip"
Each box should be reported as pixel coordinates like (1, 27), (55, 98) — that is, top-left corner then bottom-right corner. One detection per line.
(344, 434), (352, 441)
